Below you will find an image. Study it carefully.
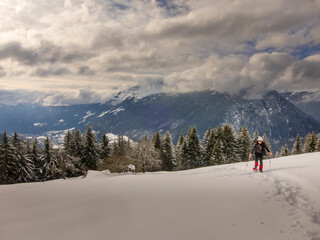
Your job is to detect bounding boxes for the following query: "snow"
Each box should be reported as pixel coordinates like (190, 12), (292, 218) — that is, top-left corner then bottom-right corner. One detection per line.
(1, 153), (320, 240)
(110, 106), (125, 115)
(33, 122), (47, 127)
(79, 111), (95, 123)
(98, 110), (110, 117)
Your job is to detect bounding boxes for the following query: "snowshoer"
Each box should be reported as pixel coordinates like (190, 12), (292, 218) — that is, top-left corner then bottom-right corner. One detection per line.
(248, 136), (272, 172)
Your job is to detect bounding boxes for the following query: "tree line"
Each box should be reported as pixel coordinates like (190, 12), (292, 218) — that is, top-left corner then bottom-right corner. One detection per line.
(277, 132), (320, 157)
(1, 125), (320, 184)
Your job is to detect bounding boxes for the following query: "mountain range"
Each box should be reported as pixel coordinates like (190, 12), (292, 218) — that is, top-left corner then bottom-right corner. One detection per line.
(0, 86), (319, 151)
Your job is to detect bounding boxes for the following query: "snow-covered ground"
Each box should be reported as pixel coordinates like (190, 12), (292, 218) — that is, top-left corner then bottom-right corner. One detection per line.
(1, 153), (320, 240)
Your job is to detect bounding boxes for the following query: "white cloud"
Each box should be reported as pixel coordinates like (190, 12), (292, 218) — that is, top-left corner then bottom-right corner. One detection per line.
(0, 0), (319, 105)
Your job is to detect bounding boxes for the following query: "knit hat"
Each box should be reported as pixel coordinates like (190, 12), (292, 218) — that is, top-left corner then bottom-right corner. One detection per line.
(257, 136), (263, 141)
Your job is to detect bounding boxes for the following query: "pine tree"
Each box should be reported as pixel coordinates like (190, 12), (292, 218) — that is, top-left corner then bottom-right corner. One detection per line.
(222, 124), (237, 163)
(203, 131), (215, 166)
(82, 126), (100, 170)
(175, 132), (185, 170)
(161, 132), (176, 171)
(211, 138), (225, 165)
(275, 151), (280, 158)
(153, 132), (161, 151)
(100, 133), (111, 159)
(0, 132), (15, 184)
(303, 132), (317, 153)
(203, 128), (212, 145)
(74, 129), (84, 158)
(11, 132), (35, 183)
(236, 127), (251, 162)
(317, 136), (320, 152)
(63, 130), (76, 156)
(182, 127), (202, 168)
(291, 134), (302, 155)
(31, 137), (44, 181)
(281, 144), (289, 157)
(42, 137), (60, 180)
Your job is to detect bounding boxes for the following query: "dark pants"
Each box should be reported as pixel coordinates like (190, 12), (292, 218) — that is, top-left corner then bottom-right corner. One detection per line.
(254, 153), (263, 170)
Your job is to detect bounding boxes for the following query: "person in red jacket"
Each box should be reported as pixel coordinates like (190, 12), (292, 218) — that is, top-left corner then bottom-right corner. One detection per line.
(248, 136), (272, 172)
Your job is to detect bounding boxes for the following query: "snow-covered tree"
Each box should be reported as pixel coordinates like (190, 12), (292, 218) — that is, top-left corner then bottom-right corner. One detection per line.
(42, 137), (60, 180)
(291, 134), (302, 155)
(11, 132), (35, 183)
(74, 129), (84, 158)
(31, 137), (44, 181)
(0, 132), (15, 184)
(152, 132), (161, 151)
(129, 137), (161, 173)
(161, 132), (176, 171)
(82, 126), (101, 170)
(211, 138), (225, 165)
(317, 135), (320, 152)
(281, 144), (289, 157)
(303, 132), (317, 153)
(100, 133), (111, 159)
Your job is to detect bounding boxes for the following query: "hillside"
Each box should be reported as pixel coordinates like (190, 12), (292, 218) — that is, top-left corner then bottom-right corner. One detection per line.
(0, 89), (319, 148)
(1, 153), (320, 240)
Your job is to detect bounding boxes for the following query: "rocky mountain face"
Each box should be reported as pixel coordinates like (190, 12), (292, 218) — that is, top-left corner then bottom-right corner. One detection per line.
(280, 89), (320, 122)
(0, 88), (319, 149)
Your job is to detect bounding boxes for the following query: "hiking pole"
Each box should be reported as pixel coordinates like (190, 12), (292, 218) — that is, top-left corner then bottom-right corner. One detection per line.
(245, 156), (250, 171)
(268, 154), (272, 170)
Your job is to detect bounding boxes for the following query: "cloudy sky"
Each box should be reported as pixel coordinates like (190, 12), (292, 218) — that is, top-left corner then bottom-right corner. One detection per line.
(0, 0), (319, 105)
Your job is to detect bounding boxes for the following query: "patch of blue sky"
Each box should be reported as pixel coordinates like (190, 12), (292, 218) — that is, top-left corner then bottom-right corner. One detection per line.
(156, 0), (189, 17)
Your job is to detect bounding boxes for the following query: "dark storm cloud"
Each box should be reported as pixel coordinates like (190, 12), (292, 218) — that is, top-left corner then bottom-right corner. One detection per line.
(33, 67), (72, 77)
(78, 66), (96, 76)
(0, 41), (96, 66)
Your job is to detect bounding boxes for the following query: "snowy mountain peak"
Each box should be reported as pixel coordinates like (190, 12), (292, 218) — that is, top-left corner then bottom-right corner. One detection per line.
(105, 83), (164, 106)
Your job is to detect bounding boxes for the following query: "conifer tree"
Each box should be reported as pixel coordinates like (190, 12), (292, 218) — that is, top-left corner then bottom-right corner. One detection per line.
(175, 132), (185, 169)
(42, 137), (60, 180)
(281, 144), (289, 157)
(11, 132), (35, 183)
(0, 132), (15, 184)
(63, 130), (76, 156)
(317, 136), (320, 152)
(31, 137), (44, 181)
(161, 132), (176, 171)
(74, 129), (84, 158)
(203, 128), (212, 145)
(303, 132), (317, 153)
(203, 131), (215, 166)
(100, 133), (111, 159)
(275, 151), (280, 158)
(182, 127), (202, 168)
(292, 134), (302, 155)
(82, 126), (100, 170)
(236, 127), (251, 162)
(211, 138), (225, 165)
(222, 124), (237, 163)
(153, 132), (161, 151)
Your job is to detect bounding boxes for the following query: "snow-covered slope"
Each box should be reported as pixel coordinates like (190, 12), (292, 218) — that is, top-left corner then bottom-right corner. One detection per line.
(1, 154), (320, 240)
